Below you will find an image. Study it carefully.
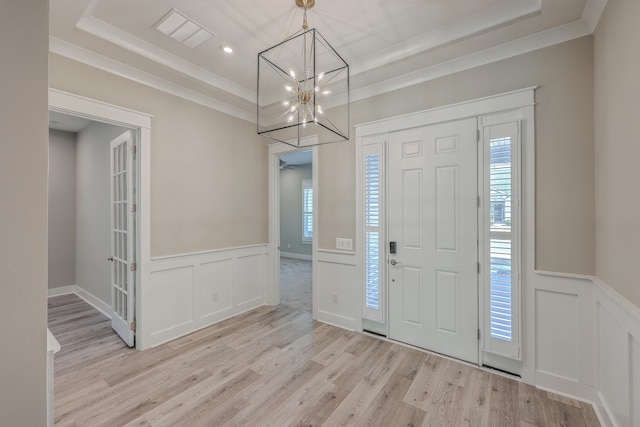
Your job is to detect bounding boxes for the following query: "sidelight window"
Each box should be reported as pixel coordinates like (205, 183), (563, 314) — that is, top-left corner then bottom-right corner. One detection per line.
(483, 121), (521, 360)
(362, 141), (384, 322)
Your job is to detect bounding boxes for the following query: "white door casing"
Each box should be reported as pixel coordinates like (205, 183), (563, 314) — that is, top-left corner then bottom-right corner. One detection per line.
(49, 88), (152, 350)
(110, 131), (136, 347)
(387, 118), (479, 364)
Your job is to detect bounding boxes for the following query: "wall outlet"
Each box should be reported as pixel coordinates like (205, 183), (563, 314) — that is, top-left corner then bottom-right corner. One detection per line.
(332, 293), (338, 304)
(212, 292), (218, 302)
(336, 238), (352, 250)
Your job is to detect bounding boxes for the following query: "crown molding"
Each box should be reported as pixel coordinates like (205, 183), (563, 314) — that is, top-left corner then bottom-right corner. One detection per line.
(49, 37), (256, 123)
(349, 19), (592, 104)
(351, 0), (542, 76)
(581, 0), (608, 32)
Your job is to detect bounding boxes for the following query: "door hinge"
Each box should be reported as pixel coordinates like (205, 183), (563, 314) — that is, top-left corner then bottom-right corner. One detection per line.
(130, 262), (137, 272)
(130, 145), (136, 155)
(477, 262), (480, 273)
(130, 203), (136, 213)
(478, 328), (481, 340)
(477, 196), (480, 208)
(477, 129), (480, 142)
(130, 321), (136, 331)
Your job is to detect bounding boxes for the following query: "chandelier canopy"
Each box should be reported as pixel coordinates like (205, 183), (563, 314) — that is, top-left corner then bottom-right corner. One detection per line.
(257, 0), (349, 148)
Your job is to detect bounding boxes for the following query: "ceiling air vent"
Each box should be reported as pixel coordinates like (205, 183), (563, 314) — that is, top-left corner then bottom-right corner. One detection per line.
(153, 9), (215, 49)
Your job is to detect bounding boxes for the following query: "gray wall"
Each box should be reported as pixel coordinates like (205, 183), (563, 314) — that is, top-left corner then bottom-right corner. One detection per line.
(0, 0), (49, 425)
(49, 129), (77, 289)
(49, 55), (270, 257)
(76, 122), (128, 305)
(280, 163), (313, 258)
(594, 0), (640, 308)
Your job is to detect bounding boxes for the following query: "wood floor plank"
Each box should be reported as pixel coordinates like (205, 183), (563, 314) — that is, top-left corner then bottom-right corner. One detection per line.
(453, 368), (492, 426)
(356, 373), (425, 427)
(488, 373), (519, 427)
(403, 354), (449, 411)
(321, 346), (409, 426)
(279, 352), (357, 426)
(419, 361), (467, 426)
(49, 295), (600, 426)
(517, 381), (545, 425)
(224, 360), (326, 426)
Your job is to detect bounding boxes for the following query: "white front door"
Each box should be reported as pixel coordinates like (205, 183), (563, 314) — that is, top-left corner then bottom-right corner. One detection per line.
(387, 118), (479, 364)
(109, 131), (135, 347)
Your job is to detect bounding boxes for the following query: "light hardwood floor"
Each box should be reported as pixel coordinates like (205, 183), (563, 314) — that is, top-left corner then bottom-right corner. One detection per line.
(280, 257), (312, 313)
(48, 294), (600, 426)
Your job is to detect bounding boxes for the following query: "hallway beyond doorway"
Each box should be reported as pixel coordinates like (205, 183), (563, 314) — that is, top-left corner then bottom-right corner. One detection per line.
(279, 257), (311, 313)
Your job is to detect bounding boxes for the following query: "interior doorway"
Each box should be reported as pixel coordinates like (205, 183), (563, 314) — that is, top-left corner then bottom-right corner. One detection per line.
(268, 143), (318, 317)
(48, 112), (135, 346)
(278, 151), (313, 313)
(48, 88), (152, 350)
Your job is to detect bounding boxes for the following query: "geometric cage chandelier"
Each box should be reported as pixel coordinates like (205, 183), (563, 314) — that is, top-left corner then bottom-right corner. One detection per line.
(257, 0), (349, 148)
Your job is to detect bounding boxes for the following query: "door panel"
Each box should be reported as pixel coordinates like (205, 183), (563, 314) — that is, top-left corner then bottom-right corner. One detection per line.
(110, 131), (135, 347)
(388, 118), (478, 364)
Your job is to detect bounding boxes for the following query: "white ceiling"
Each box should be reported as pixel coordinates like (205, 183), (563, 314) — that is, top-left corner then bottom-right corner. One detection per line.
(281, 150), (312, 166)
(49, 111), (92, 132)
(49, 0), (607, 123)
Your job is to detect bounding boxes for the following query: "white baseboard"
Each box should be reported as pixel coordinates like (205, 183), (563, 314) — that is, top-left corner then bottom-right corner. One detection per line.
(48, 285), (113, 320)
(280, 252), (312, 261)
(48, 285), (78, 297)
(75, 287), (113, 319)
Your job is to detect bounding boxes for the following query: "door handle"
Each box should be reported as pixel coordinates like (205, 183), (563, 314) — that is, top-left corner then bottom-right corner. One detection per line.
(389, 259), (401, 266)
(107, 256), (114, 262)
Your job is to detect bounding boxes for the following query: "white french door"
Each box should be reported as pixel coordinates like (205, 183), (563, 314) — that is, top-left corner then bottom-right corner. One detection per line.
(109, 131), (136, 347)
(387, 118), (479, 364)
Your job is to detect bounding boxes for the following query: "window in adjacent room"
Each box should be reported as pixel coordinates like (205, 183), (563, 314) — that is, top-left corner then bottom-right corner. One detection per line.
(302, 179), (313, 243)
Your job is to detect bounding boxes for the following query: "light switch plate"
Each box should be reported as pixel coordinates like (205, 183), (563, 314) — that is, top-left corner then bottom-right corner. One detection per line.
(336, 238), (353, 250)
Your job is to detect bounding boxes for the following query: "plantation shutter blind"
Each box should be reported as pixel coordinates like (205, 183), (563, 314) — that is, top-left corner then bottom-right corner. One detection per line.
(483, 121), (521, 360)
(302, 179), (312, 242)
(363, 142), (384, 322)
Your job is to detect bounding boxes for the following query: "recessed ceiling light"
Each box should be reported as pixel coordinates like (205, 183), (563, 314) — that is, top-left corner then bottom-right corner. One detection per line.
(220, 45), (234, 54)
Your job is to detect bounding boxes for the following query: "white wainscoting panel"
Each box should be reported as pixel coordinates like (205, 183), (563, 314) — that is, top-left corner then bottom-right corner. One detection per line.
(315, 250), (359, 331)
(236, 253), (267, 309)
(532, 272), (594, 401)
(530, 273), (640, 427)
(593, 277), (640, 427)
(198, 259), (234, 319)
(143, 245), (268, 347)
(535, 290), (579, 381)
(148, 266), (195, 334)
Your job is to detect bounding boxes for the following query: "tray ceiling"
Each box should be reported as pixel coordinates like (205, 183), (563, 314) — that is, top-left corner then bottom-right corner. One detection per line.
(49, 0), (606, 122)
